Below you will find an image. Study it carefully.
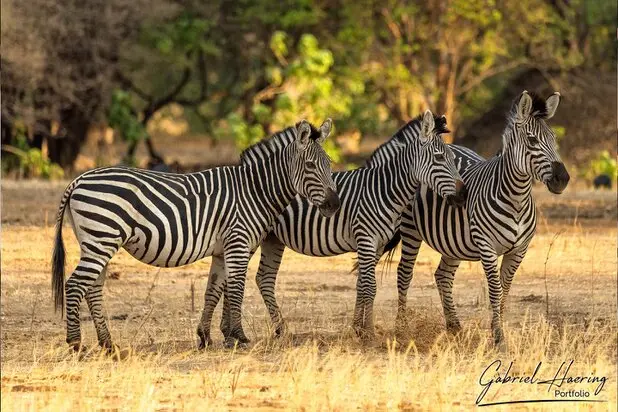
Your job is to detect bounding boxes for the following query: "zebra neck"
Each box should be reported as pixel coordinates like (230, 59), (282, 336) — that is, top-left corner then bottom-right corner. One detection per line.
(242, 149), (296, 217)
(498, 146), (533, 206)
(381, 154), (418, 213)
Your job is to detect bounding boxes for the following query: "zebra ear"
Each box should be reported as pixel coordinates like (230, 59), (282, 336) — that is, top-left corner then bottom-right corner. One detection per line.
(420, 110), (435, 143)
(317, 118), (332, 144)
(545, 92), (561, 120)
(296, 120), (312, 150)
(517, 90), (533, 120)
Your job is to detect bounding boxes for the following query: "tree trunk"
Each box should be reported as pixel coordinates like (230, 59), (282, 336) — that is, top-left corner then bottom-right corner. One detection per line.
(47, 106), (90, 170)
(1, 118), (12, 146)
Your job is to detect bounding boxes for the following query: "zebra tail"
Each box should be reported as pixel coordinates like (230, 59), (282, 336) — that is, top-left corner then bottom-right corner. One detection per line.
(52, 181), (77, 317)
(348, 230), (402, 275)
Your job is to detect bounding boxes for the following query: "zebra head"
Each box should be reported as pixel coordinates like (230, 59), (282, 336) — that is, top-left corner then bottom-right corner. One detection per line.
(415, 110), (467, 206)
(507, 91), (570, 194)
(291, 119), (340, 217)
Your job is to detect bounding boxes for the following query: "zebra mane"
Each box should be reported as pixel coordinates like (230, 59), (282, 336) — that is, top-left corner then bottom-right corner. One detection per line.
(239, 122), (321, 165)
(365, 113), (448, 166)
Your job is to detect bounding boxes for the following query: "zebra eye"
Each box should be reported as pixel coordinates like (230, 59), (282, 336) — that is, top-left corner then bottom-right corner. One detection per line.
(527, 135), (539, 145)
(435, 153), (445, 162)
(305, 161), (316, 170)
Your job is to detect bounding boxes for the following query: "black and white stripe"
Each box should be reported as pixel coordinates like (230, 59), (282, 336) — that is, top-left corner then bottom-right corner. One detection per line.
(386, 91), (569, 346)
(236, 110), (466, 339)
(51, 119), (340, 350)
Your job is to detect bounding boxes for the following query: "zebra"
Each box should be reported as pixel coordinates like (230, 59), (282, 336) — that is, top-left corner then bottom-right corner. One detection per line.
(51, 119), (341, 351)
(376, 91), (570, 346)
(204, 110), (468, 341)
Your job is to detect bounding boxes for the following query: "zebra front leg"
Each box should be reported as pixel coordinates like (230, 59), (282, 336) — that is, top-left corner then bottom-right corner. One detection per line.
(197, 255), (226, 349)
(353, 238), (378, 341)
(478, 247), (504, 347)
(396, 217), (423, 325)
(499, 248), (527, 317)
(65, 254), (113, 350)
(433, 257), (462, 334)
(84, 266), (114, 350)
(255, 234), (287, 337)
(222, 245), (251, 347)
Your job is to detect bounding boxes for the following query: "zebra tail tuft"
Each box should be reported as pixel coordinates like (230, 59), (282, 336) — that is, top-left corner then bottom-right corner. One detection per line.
(52, 182), (76, 317)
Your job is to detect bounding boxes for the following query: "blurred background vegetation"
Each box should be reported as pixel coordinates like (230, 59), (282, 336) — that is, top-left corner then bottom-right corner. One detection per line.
(1, 0), (616, 184)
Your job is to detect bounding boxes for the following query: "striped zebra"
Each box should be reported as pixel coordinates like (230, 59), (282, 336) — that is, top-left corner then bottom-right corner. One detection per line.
(379, 91), (570, 346)
(51, 119), (341, 351)
(205, 110), (467, 340)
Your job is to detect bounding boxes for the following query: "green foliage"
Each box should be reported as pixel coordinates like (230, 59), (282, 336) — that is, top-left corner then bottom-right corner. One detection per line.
(215, 112), (266, 149)
(102, 0), (615, 167)
(584, 150), (617, 182)
(217, 31), (365, 161)
(108, 90), (147, 144)
(142, 12), (215, 56)
(1, 130), (64, 179)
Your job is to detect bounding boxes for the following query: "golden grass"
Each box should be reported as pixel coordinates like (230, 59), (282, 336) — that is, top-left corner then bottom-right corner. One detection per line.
(2, 185), (617, 410)
(1, 315), (615, 411)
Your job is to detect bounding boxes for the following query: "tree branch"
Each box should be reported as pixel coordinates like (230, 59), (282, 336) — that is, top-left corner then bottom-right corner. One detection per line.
(115, 70), (154, 102)
(458, 58), (528, 96)
(175, 49), (208, 106)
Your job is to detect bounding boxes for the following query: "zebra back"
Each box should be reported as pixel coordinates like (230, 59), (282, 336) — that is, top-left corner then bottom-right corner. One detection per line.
(365, 114), (448, 168)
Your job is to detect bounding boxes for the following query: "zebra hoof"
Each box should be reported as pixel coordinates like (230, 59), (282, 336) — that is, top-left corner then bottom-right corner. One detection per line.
(354, 327), (375, 342)
(446, 322), (462, 335)
(493, 330), (506, 350)
(223, 337), (249, 350)
(197, 338), (213, 350)
(67, 340), (83, 352)
(274, 323), (287, 338)
(196, 329), (213, 350)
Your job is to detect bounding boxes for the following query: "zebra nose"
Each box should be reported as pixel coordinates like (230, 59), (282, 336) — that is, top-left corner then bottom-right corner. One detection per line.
(446, 180), (467, 207)
(548, 162), (570, 194)
(318, 188), (341, 217)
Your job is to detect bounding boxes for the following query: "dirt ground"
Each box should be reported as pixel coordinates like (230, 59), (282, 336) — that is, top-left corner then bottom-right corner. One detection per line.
(1, 180), (616, 410)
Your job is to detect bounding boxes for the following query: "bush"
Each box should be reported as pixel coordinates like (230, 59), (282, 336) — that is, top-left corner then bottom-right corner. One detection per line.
(1, 138), (64, 179)
(583, 150), (617, 182)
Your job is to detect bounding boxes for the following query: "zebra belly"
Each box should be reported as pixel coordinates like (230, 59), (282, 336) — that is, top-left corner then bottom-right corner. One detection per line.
(412, 188), (481, 261)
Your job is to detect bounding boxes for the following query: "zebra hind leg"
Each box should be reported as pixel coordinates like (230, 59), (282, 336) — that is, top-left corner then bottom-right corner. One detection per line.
(255, 234), (287, 337)
(65, 253), (115, 351)
(433, 257), (462, 334)
(85, 266), (115, 351)
(197, 255), (226, 349)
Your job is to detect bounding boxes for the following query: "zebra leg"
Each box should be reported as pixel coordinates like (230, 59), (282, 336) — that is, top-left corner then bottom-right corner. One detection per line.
(396, 216), (423, 325)
(222, 244), (251, 347)
(353, 238), (378, 340)
(433, 257), (462, 334)
(479, 249), (504, 346)
(255, 234), (287, 337)
(220, 249), (256, 337)
(65, 253), (114, 350)
(197, 255), (226, 349)
(499, 248), (527, 317)
(84, 266), (114, 350)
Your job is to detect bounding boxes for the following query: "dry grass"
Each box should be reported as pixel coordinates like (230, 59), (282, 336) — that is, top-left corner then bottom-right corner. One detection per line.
(1, 182), (617, 410)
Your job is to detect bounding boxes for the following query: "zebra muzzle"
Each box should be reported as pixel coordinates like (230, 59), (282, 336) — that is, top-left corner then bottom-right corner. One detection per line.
(318, 188), (341, 217)
(547, 162), (570, 194)
(447, 180), (467, 207)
